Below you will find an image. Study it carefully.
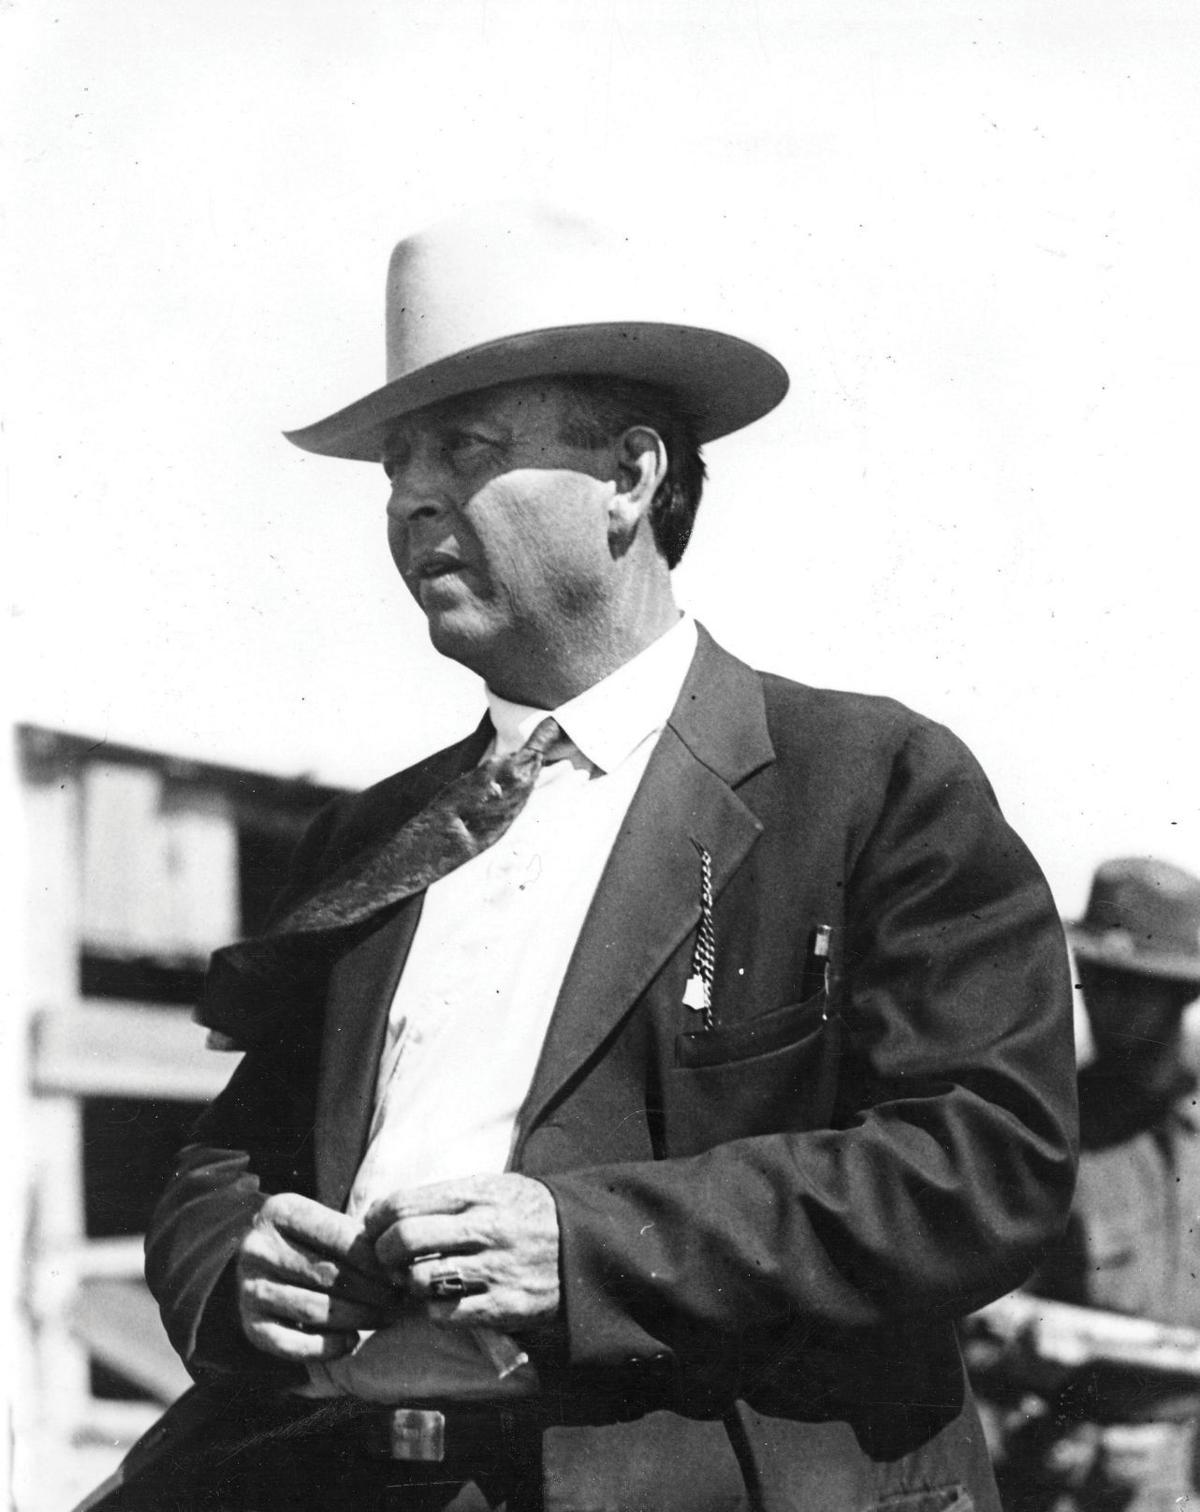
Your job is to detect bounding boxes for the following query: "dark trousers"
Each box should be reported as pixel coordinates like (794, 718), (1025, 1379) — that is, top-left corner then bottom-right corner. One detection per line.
(87, 1399), (545, 1512)
(230, 1427), (544, 1512)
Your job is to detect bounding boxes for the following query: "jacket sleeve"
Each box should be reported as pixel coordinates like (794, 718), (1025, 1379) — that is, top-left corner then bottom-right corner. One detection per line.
(539, 719), (1078, 1377)
(144, 798), (345, 1380)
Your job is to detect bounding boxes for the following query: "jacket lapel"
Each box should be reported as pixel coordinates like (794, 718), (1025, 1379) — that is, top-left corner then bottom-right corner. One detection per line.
(516, 629), (775, 1140)
(313, 722), (492, 1209)
(315, 899), (422, 1208)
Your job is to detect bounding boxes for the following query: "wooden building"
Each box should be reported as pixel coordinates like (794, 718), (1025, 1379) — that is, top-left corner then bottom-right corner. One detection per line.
(12, 725), (342, 1511)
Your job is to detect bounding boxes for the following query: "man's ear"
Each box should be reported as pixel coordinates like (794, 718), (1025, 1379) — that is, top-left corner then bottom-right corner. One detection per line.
(608, 426), (667, 539)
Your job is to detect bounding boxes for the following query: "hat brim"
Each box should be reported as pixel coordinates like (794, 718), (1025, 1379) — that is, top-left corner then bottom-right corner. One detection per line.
(1067, 924), (1200, 984)
(284, 322), (790, 461)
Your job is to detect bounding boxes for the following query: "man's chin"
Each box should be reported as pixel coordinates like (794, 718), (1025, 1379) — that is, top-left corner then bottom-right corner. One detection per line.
(424, 612), (496, 677)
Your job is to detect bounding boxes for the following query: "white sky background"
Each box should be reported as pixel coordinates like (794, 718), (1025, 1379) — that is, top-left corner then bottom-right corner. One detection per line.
(5, 0), (1199, 920)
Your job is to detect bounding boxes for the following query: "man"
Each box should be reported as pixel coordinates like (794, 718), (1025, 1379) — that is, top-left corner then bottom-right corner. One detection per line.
(96, 205), (1076, 1511)
(989, 858), (1200, 1511)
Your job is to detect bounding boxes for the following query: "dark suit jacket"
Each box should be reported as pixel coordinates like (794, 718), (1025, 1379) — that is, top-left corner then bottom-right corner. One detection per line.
(126, 628), (1076, 1512)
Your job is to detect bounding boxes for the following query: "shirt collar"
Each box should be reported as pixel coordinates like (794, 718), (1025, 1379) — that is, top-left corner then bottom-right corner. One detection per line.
(485, 614), (698, 774)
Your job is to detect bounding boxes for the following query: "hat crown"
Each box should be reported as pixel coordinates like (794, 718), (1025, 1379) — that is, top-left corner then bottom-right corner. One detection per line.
(1076, 857), (1200, 977)
(385, 204), (651, 382)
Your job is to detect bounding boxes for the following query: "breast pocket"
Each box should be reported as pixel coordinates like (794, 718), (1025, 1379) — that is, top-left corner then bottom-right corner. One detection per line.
(664, 994), (840, 1156)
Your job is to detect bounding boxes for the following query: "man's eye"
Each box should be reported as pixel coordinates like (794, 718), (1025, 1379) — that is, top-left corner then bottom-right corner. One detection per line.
(446, 431), (495, 455)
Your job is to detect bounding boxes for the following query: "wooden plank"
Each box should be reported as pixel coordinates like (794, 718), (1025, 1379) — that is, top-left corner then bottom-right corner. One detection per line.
(159, 788), (241, 955)
(69, 1279), (192, 1404)
(19, 771), (92, 1445)
(22, 769), (85, 1007)
(54, 1236), (146, 1280)
(34, 1001), (241, 1102)
(26, 1100), (93, 1436)
(80, 764), (168, 956)
(80, 767), (239, 960)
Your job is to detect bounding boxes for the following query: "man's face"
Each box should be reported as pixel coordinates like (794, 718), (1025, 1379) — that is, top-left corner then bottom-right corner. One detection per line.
(383, 380), (620, 689)
(1080, 963), (1198, 1061)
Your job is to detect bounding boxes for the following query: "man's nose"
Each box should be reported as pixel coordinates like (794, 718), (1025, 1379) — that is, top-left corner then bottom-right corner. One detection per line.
(386, 449), (453, 524)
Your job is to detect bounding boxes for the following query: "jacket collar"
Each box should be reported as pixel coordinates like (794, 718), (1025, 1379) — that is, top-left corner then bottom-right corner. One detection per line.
(668, 622), (775, 785)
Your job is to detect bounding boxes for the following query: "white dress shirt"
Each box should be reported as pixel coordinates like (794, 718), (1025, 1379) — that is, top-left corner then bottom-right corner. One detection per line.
(308, 614), (698, 1402)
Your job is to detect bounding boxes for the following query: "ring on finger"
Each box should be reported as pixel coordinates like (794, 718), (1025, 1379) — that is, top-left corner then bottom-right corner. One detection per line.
(428, 1267), (488, 1301)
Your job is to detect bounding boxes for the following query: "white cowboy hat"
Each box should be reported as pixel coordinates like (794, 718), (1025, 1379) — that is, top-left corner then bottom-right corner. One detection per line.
(284, 203), (789, 461)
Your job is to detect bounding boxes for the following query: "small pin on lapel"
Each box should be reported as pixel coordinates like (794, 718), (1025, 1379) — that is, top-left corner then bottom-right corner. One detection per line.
(682, 974), (710, 1012)
(684, 841), (717, 1030)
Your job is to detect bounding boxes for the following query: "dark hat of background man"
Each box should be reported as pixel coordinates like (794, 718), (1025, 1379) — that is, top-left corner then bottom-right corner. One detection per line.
(284, 203), (789, 463)
(1068, 856), (1200, 984)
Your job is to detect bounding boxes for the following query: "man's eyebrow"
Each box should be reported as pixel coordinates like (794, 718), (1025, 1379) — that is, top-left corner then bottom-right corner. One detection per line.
(381, 409), (515, 467)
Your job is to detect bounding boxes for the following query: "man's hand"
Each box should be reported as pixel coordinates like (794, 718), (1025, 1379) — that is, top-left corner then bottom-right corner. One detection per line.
(363, 1174), (561, 1333)
(237, 1192), (399, 1361)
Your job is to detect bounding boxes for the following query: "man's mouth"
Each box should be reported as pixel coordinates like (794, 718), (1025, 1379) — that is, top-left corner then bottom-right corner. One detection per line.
(416, 552), (465, 582)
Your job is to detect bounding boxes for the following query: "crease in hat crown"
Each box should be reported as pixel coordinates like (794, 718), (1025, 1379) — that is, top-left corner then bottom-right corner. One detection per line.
(285, 203), (789, 462)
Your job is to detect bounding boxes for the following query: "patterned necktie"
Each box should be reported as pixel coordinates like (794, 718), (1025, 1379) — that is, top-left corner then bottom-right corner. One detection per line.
(204, 717), (568, 1045)
(276, 714), (566, 935)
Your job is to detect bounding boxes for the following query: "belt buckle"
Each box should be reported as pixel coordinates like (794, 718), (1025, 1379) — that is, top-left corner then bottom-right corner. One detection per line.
(387, 1407), (446, 1462)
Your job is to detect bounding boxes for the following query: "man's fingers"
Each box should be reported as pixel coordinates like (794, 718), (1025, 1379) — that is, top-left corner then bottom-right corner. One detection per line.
(371, 1216), (478, 1275)
(362, 1179), (494, 1238)
(237, 1195), (402, 1360)
(326, 1265), (399, 1310)
(248, 1195), (395, 1304)
(242, 1277), (387, 1333)
(243, 1320), (360, 1363)
(263, 1193), (389, 1278)
(240, 1226), (397, 1305)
